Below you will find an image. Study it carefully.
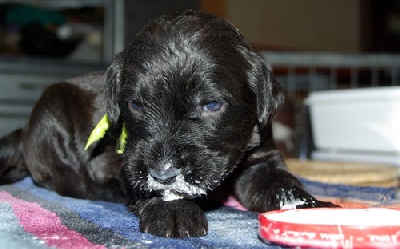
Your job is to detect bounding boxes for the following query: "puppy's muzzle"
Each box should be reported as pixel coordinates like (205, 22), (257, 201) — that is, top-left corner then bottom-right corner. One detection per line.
(149, 165), (180, 185)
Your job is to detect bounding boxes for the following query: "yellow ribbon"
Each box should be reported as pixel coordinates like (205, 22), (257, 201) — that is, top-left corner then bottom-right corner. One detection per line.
(84, 114), (127, 154)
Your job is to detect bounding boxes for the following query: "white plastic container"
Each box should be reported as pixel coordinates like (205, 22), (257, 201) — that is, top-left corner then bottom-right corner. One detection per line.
(305, 87), (400, 165)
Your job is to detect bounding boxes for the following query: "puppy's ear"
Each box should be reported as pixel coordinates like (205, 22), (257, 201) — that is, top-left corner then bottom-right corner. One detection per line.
(248, 53), (285, 129)
(105, 53), (124, 126)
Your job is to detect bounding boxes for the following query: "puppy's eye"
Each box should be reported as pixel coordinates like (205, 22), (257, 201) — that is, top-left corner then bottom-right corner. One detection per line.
(128, 101), (142, 112)
(203, 101), (223, 112)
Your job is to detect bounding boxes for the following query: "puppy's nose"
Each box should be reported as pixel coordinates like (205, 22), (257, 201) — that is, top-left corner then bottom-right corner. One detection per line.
(149, 165), (180, 185)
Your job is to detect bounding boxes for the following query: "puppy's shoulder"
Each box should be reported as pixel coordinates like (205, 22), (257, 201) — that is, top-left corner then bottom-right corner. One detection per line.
(65, 71), (106, 94)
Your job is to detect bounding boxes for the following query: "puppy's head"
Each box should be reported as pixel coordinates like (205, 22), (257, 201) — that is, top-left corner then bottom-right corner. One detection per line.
(105, 10), (284, 200)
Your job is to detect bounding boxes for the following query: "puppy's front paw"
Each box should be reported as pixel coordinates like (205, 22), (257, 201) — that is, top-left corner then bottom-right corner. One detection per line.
(277, 189), (340, 210)
(137, 198), (208, 238)
(296, 199), (340, 209)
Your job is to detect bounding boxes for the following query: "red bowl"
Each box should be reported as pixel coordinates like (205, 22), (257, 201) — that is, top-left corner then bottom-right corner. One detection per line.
(259, 208), (400, 249)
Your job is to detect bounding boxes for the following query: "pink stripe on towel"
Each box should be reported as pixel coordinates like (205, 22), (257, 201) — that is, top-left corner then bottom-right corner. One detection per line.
(224, 196), (247, 211)
(0, 191), (105, 249)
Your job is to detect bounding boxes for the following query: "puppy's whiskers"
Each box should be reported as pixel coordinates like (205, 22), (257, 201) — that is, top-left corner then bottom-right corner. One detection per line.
(147, 173), (206, 201)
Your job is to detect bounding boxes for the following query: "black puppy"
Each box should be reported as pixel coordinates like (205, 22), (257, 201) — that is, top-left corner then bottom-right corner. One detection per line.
(0, 10), (335, 238)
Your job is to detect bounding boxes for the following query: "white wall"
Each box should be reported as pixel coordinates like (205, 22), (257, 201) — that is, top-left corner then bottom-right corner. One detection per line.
(225, 0), (362, 52)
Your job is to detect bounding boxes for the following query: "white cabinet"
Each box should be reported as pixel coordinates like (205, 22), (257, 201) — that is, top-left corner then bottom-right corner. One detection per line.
(0, 72), (85, 136)
(0, 59), (105, 136)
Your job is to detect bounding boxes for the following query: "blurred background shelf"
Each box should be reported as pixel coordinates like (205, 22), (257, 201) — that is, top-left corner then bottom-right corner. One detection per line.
(0, 0), (199, 136)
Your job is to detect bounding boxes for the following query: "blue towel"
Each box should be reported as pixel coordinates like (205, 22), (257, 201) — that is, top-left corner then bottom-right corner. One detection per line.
(0, 177), (398, 248)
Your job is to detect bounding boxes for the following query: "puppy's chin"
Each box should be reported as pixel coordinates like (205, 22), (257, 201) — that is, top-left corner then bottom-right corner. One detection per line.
(147, 174), (207, 201)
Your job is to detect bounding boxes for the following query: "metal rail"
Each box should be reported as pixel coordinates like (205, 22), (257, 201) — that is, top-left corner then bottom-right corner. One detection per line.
(261, 51), (400, 95)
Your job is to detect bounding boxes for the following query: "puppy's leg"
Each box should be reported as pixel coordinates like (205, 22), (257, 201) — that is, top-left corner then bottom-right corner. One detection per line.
(22, 83), (91, 196)
(121, 172), (208, 238)
(23, 82), (122, 201)
(235, 150), (336, 212)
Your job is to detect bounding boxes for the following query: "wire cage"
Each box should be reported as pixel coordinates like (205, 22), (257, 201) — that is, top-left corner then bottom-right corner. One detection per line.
(261, 51), (400, 160)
